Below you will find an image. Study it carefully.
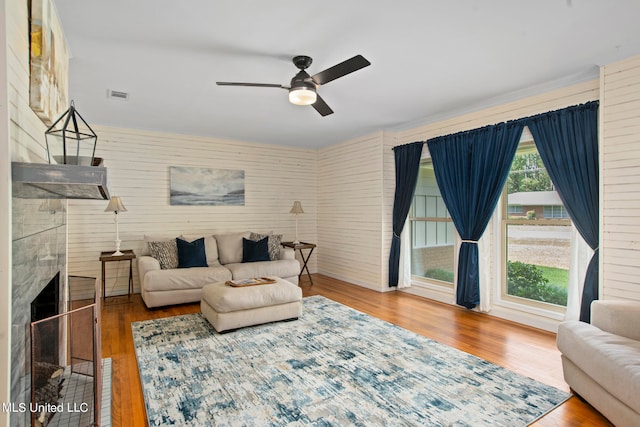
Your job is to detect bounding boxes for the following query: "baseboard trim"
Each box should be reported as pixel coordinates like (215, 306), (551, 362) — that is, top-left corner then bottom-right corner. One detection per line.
(316, 271), (394, 293)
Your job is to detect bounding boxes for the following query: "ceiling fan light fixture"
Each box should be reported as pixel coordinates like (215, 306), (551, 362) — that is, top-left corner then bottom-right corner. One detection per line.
(289, 84), (317, 106)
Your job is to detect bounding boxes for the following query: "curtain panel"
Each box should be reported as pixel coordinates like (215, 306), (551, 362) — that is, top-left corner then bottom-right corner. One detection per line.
(526, 101), (599, 322)
(388, 141), (424, 287)
(427, 123), (524, 309)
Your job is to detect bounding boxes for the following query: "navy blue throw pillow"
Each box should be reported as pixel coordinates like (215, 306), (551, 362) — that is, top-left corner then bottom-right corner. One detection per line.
(176, 237), (208, 268)
(242, 237), (270, 262)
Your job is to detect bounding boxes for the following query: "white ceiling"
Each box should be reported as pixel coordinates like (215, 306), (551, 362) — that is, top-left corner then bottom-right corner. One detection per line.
(53, 0), (640, 149)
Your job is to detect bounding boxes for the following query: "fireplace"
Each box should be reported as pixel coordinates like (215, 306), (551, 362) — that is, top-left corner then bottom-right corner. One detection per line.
(31, 273), (61, 366)
(29, 275), (102, 427)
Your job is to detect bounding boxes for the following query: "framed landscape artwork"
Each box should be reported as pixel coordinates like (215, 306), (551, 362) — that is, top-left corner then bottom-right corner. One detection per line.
(29, 0), (69, 125)
(170, 167), (245, 206)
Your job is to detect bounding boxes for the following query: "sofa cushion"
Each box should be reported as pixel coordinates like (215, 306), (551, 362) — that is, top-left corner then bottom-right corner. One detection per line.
(181, 235), (220, 267)
(242, 237), (270, 262)
(147, 240), (179, 269)
(225, 259), (300, 280)
(215, 231), (250, 264)
(143, 265), (231, 292)
(250, 232), (282, 260)
(177, 237), (208, 268)
(557, 320), (640, 414)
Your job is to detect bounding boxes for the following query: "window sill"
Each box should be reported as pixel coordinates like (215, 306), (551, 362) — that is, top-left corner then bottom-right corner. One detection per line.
(492, 295), (566, 322)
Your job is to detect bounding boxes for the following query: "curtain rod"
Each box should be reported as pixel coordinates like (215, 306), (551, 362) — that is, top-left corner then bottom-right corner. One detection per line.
(389, 100), (598, 151)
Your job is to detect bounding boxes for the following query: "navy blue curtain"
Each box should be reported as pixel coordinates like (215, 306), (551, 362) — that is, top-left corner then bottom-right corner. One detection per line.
(526, 101), (599, 322)
(427, 122), (524, 308)
(388, 141), (424, 287)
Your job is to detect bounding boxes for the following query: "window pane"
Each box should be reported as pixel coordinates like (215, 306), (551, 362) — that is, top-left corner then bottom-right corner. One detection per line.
(411, 162), (455, 284)
(504, 143), (571, 308)
(505, 224), (570, 306)
(411, 221), (455, 282)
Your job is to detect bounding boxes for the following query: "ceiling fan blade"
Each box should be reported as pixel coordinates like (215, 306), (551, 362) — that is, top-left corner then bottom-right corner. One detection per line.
(312, 94), (334, 117)
(216, 82), (287, 89)
(311, 55), (371, 86)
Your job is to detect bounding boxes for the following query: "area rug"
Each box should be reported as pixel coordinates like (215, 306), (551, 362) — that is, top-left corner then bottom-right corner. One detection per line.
(132, 296), (569, 426)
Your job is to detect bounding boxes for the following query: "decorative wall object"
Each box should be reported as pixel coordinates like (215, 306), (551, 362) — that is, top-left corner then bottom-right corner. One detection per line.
(170, 167), (245, 206)
(29, 0), (69, 125)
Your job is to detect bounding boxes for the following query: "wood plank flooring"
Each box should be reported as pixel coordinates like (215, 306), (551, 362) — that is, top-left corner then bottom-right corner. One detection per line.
(101, 274), (612, 426)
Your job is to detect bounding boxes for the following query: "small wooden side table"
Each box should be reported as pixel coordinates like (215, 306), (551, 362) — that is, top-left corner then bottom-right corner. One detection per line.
(281, 242), (316, 284)
(100, 250), (136, 300)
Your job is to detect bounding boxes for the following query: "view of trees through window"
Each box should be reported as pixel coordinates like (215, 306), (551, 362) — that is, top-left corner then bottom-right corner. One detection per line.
(507, 153), (552, 193)
(504, 144), (571, 307)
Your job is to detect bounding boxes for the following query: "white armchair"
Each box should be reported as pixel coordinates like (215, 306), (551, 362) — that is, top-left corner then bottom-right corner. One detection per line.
(557, 300), (640, 427)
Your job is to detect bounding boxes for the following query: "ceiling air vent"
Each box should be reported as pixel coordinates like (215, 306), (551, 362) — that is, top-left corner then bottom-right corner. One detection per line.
(107, 89), (129, 101)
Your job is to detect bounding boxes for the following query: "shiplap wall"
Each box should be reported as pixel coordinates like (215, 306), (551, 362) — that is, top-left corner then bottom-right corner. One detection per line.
(1, 1), (11, 424)
(67, 126), (317, 296)
(5, 1), (68, 425)
(317, 131), (387, 290)
(601, 55), (640, 302)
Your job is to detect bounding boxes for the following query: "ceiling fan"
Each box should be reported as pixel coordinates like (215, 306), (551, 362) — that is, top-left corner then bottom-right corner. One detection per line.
(216, 54), (371, 116)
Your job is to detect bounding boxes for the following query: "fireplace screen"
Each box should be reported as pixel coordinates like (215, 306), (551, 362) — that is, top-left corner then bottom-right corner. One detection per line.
(30, 303), (101, 427)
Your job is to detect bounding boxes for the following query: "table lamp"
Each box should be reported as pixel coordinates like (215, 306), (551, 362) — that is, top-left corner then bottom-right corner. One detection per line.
(289, 201), (304, 244)
(105, 196), (127, 255)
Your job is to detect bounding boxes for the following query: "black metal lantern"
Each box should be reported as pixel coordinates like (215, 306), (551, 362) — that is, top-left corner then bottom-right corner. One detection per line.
(45, 100), (98, 165)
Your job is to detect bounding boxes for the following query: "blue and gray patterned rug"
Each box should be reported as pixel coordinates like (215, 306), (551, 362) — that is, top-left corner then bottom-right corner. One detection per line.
(132, 296), (569, 426)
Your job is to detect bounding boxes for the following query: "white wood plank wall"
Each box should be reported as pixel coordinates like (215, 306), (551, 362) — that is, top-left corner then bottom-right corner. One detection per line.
(317, 132), (386, 290)
(601, 55), (640, 302)
(67, 126), (317, 296)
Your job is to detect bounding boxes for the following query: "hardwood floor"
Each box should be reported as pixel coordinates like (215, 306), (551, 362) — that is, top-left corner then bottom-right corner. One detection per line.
(101, 274), (612, 426)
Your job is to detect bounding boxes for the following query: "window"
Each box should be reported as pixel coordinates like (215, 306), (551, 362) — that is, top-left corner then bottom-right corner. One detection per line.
(410, 162), (455, 284)
(502, 140), (571, 310)
(543, 205), (569, 219)
(507, 205), (524, 215)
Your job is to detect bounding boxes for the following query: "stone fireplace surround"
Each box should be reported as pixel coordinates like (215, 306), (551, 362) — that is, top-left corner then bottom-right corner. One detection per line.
(11, 198), (66, 427)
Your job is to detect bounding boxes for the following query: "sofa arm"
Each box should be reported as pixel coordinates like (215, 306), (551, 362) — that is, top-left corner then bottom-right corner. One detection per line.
(138, 256), (161, 287)
(279, 247), (295, 260)
(591, 300), (640, 341)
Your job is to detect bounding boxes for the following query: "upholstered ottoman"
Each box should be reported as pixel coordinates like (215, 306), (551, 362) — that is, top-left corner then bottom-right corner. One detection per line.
(201, 277), (302, 332)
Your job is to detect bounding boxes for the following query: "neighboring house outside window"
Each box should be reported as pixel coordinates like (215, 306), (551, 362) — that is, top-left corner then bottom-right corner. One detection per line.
(507, 191), (566, 219)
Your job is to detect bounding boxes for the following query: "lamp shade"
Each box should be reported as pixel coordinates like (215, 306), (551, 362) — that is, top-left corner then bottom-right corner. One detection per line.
(104, 196), (127, 213)
(45, 100), (98, 165)
(289, 201), (304, 214)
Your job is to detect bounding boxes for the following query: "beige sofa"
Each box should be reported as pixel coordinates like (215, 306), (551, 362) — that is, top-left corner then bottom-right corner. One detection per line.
(138, 231), (300, 308)
(557, 300), (640, 427)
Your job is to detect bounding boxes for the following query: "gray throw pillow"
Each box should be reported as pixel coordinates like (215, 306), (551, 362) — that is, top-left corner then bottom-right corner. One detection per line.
(214, 232), (251, 264)
(147, 240), (179, 269)
(250, 232), (282, 261)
